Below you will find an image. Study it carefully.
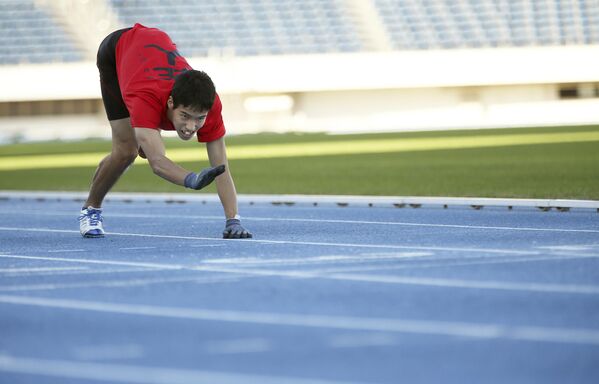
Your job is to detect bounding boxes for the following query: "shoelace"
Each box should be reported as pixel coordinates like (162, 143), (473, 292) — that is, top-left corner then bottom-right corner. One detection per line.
(86, 210), (102, 226)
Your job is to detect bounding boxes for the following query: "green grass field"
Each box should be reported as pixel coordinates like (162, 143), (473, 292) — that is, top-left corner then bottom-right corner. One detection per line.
(0, 125), (598, 199)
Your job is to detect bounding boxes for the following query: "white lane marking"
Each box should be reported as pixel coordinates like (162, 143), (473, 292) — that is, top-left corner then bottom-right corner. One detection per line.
(302, 253), (599, 274)
(119, 247), (156, 251)
(72, 344), (144, 361)
(0, 266), (88, 274)
(1, 253), (595, 295)
(47, 249), (85, 253)
(1, 295), (599, 345)
(189, 244), (226, 248)
(3, 210), (598, 234)
(0, 354), (358, 384)
(0, 254), (184, 270)
(0, 227), (541, 255)
(327, 273), (599, 295)
(194, 265), (599, 295)
(328, 333), (397, 348)
(537, 245), (599, 251)
(202, 338), (272, 355)
(246, 216), (599, 234)
(201, 252), (432, 265)
(0, 275), (239, 292)
(547, 252), (599, 258)
(5, 267), (161, 277)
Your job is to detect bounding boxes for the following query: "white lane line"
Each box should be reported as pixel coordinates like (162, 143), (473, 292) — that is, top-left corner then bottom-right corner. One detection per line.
(246, 217), (599, 234)
(0, 227), (541, 255)
(6, 267), (161, 277)
(201, 252), (432, 265)
(325, 273), (599, 295)
(189, 244), (226, 248)
(1, 294), (599, 345)
(47, 249), (85, 253)
(301, 246), (599, 273)
(0, 254), (184, 270)
(3, 210), (598, 233)
(119, 247), (156, 251)
(1, 253), (594, 295)
(301, 253), (599, 274)
(550, 253), (599, 260)
(193, 265), (599, 295)
(0, 267), (88, 274)
(0, 354), (358, 384)
(72, 344), (144, 361)
(0, 275), (240, 292)
(202, 338), (272, 355)
(328, 333), (397, 348)
(537, 245), (599, 251)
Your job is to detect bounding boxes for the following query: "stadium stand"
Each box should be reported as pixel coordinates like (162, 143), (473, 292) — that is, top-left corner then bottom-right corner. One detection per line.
(107, 0), (599, 55)
(0, 0), (597, 64)
(0, 0), (83, 65)
(108, 0), (365, 56)
(1, 1), (598, 142)
(373, 0), (599, 50)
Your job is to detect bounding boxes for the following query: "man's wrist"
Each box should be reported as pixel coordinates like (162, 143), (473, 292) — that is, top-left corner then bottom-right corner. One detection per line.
(184, 172), (196, 189)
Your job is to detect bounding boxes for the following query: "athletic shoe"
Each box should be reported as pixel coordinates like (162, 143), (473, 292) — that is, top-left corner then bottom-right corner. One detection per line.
(79, 206), (105, 238)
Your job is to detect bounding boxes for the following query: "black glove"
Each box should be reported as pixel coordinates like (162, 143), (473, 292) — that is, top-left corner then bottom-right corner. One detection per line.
(223, 218), (252, 239)
(184, 165), (225, 190)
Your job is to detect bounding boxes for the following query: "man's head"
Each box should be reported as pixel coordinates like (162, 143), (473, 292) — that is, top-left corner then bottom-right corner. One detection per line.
(168, 70), (216, 140)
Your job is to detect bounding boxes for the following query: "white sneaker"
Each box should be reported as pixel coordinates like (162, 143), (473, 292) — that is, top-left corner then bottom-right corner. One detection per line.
(79, 206), (105, 238)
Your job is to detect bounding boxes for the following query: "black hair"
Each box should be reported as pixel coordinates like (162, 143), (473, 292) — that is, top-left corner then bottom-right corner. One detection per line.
(171, 69), (216, 112)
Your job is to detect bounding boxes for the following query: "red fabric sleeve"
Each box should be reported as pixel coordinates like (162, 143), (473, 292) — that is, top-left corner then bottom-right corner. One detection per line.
(197, 93), (226, 143)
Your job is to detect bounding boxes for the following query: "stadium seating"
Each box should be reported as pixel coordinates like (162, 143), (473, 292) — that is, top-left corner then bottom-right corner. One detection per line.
(0, 1), (83, 65)
(373, 0), (599, 50)
(0, 0), (597, 64)
(108, 0), (364, 56)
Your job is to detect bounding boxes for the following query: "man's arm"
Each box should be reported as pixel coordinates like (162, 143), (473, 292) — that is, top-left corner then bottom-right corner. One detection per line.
(135, 128), (224, 189)
(206, 137), (237, 218)
(135, 128), (188, 185)
(206, 137), (252, 239)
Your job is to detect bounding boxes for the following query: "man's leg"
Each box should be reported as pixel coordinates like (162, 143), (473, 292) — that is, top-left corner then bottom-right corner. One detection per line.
(79, 118), (137, 238)
(80, 27), (134, 238)
(84, 117), (138, 208)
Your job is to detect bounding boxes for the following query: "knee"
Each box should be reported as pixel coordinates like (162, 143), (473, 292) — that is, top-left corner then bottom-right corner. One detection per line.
(112, 148), (138, 167)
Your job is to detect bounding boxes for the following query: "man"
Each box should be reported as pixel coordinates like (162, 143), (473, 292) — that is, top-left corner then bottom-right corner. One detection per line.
(79, 23), (252, 239)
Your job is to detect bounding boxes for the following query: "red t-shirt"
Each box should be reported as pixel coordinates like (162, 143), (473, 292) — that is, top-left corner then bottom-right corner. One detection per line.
(115, 23), (225, 143)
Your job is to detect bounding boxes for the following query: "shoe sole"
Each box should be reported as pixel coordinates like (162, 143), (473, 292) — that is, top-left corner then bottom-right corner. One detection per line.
(82, 232), (105, 238)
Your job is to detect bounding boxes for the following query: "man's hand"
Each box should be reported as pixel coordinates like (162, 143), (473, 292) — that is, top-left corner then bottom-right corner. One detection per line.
(223, 218), (252, 239)
(184, 165), (225, 190)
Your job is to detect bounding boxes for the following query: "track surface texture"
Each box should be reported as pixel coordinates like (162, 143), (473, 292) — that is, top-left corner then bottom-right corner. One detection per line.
(0, 196), (598, 383)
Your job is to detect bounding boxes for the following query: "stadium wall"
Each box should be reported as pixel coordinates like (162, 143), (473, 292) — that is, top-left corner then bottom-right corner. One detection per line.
(1, 45), (598, 142)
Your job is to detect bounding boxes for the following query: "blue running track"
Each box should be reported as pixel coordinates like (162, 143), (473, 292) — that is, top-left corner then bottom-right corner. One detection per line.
(0, 195), (598, 383)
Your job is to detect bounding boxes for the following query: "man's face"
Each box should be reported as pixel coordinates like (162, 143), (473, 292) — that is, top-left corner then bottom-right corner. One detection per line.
(169, 101), (208, 141)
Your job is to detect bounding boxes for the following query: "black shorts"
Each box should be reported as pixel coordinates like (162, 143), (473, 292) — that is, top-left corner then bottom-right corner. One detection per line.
(96, 27), (132, 121)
